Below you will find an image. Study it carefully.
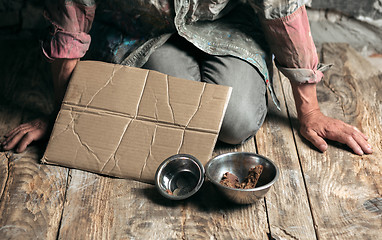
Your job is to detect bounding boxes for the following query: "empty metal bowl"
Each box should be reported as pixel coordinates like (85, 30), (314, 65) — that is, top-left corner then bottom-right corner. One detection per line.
(155, 154), (205, 200)
(205, 152), (279, 204)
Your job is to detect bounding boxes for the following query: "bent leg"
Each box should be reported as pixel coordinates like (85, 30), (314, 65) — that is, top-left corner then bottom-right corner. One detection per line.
(141, 35), (201, 81)
(201, 55), (267, 145)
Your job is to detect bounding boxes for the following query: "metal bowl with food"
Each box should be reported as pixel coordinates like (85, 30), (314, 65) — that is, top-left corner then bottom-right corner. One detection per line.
(205, 152), (279, 204)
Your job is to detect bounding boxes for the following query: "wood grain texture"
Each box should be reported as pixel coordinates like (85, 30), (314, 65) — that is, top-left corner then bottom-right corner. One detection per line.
(281, 43), (382, 239)
(57, 169), (184, 239)
(183, 140), (269, 240)
(0, 149), (68, 240)
(0, 40), (68, 240)
(256, 69), (317, 240)
(0, 107), (23, 201)
(58, 140), (269, 240)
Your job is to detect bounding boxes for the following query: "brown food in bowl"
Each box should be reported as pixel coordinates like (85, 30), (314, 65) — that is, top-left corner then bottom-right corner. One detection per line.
(220, 172), (240, 188)
(219, 165), (263, 189)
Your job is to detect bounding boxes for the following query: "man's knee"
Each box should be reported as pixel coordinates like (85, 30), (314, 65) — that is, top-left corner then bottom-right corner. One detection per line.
(218, 101), (267, 145)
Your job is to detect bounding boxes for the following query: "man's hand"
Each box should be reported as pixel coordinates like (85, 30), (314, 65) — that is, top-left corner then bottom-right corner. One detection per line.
(1, 58), (78, 153)
(290, 81), (372, 155)
(299, 109), (372, 155)
(2, 118), (49, 153)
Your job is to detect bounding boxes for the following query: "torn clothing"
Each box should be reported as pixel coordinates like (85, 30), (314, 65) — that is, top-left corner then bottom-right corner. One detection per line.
(42, 0), (325, 109)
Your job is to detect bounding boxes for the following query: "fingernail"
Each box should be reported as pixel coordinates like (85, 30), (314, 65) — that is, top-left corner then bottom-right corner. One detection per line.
(319, 144), (327, 152)
(365, 147), (373, 154)
(357, 149), (364, 155)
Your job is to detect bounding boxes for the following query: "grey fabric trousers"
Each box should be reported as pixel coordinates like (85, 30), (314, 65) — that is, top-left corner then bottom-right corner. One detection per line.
(142, 35), (267, 145)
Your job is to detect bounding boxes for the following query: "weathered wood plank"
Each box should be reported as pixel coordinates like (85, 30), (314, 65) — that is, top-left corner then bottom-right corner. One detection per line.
(0, 108), (68, 239)
(0, 107), (23, 200)
(256, 69), (317, 240)
(0, 150), (68, 239)
(57, 141), (268, 240)
(183, 140), (269, 239)
(281, 43), (382, 239)
(0, 40), (68, 240)
(58, 140), (268, 240)
(57, 169), (184, 239)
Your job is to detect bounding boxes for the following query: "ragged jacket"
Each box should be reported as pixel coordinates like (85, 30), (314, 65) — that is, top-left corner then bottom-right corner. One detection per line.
(42, 0), (327, 109)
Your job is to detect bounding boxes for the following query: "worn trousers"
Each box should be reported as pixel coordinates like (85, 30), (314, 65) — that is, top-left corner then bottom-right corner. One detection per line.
(142, 34), (267, 145)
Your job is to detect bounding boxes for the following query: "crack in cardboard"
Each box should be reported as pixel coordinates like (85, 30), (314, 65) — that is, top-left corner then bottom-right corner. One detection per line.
(84, 64), (123, 108)
(62, 103), (219, 136)
(176, 129), (186, 154)
(139, 124), (158, 180)
(48, 110), (75, 143)
(154, 97), (159, 122)
(135, 70), (150, 118)
(175, 83), (206, 155)
(185, 82), (206, 128)
(63, 103), (134, 118)
(99, 119), (132, 173)
(166, 75), (176, 124)
(69, 109), (103, 166)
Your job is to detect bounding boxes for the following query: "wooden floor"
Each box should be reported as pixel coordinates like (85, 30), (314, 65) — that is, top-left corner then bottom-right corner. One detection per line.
(0, 40), (381, 240)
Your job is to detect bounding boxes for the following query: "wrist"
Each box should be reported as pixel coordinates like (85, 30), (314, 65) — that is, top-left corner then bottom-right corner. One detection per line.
(290, 82), (320, 119)
(51, 58), (79, 105)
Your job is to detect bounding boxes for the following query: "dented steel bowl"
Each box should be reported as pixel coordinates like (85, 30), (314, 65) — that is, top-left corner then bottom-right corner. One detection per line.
(205, 152), (279, 204)
(155, 154), (205, 200)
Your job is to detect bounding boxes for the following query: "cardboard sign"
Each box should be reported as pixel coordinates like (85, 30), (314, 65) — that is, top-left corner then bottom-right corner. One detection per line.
(42, 61), (232, 183)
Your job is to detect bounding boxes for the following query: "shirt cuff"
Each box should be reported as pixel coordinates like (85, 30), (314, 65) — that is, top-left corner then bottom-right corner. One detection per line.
(276, 62), (333, 84)
(262, 5), (325, 83)
(42, 31), (91, 61)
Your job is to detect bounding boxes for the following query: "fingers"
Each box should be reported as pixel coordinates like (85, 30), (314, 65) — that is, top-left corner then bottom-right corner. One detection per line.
(301, 129), (328, 153)
(2, 130), (29, 151)
(2, 118), (49, 153)
(340, 134), (364, 155)
(300, 117), (372, 155)
(2, 129), (35, 153)
(4, 123), (32, 138)
(348, 130), (373, 155)
(17, 133), (35, 153)
(326, 127), (372, 156)
(352, 126), (368, 141)
(3, 126), (34, 146)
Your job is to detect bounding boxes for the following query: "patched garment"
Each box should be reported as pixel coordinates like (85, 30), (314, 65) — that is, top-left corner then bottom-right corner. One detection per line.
(42, 0), (328, 109)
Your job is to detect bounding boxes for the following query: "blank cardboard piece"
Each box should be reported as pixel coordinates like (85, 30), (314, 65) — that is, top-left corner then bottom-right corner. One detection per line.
(42, 61), (232, 183)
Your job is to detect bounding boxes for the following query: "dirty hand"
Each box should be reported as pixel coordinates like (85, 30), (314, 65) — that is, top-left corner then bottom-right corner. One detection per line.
(1, 58), (79, 153)
(290, 81), (372, 155)
(1, 118), (50, 153)
(298, 109), (372, 155)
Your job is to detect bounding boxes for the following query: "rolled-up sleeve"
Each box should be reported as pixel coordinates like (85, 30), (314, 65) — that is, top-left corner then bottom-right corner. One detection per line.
(249, 0), (329, 84)
(42, 0), (96, 61)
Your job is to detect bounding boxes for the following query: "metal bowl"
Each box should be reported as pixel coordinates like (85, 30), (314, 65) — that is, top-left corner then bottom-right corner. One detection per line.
(205, 152), (279, 204)
(155, 154), (205, 200)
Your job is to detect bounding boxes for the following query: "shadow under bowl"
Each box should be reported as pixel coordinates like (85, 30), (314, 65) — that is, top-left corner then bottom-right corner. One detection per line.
(205, 152), (279, 204)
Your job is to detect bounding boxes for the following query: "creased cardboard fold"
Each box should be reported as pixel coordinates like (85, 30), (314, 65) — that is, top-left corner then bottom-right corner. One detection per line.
(42, 61), (232, 184)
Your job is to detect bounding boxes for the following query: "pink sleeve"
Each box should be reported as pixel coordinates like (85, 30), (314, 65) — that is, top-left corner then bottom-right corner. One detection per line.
(261, 5), (329, 84)
(42, 1), (96, 61)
